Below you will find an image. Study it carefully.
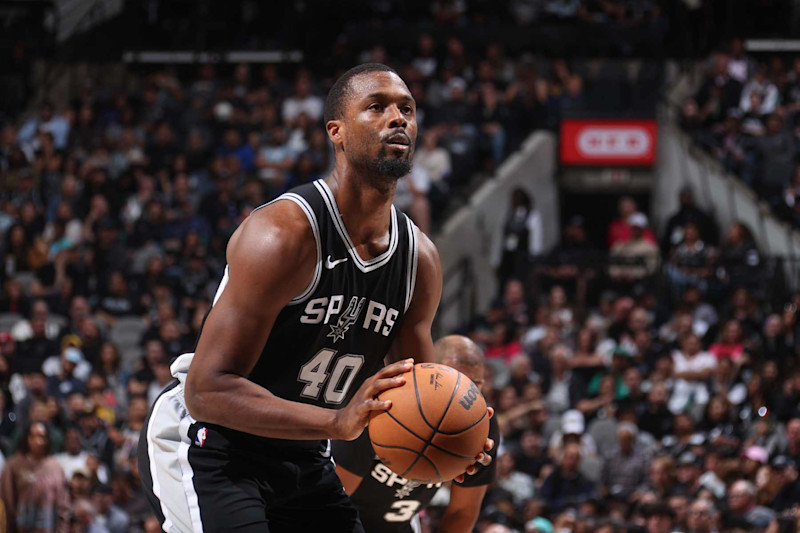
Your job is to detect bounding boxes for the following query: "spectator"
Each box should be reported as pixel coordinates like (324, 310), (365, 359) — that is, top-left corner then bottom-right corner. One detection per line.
(686, 498), (719, 533)
(54, 427), (97, 482)
(14, 312), (59, 376)
(76, 408), (114, 469)
(45, 346), (87, 400)
(750, 114), (797, 204)
(719, 223), (761, 289)
(90, 483), (129, 533)
(608, 196), (655, 249)
(768, 455), (800, 512)
(662, 187), (719, 253)
(667, 222), (713, 292)
(600, 422), (652, 498)
(740, 64), (780, 115)
(494, 188), (544, 287)
(643, 502), (676, 533)
(414, 130), (452, 216)
(17, 101), (71, 150)
(11, 299), (60, 342)
(725, 479), (776, 529)
(540, 442), (596, 512)
(475, 82), (511, 169)
(609, 213), (660, 282)
(544, 344), (573, 415)
(674, 452), (703, 495)
(644, 455), (677, 500)
(394, 166), (431, 235)
(548, 410), (598, 459)
(707, 320), (745, 362)
(781, 165), (800, 224)
(281, 76), (323, 125)
(495, 451), (536, 506)
(727, 39), (752, 83)
(0, 421), (69, 532)
(256, 126), (295, 188)
(669, 333), (717, 413)
(542, 216), (600, 289)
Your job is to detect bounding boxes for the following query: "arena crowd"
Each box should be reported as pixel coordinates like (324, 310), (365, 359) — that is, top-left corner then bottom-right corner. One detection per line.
(0, 2), (798, 532)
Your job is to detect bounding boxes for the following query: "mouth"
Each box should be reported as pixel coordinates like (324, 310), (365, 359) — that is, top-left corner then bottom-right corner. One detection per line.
(384, 133), (411, 149)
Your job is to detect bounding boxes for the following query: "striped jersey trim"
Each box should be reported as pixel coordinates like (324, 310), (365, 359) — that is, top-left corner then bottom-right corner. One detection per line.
(405, 218), (419, 312)
(314, 180), (398, 273)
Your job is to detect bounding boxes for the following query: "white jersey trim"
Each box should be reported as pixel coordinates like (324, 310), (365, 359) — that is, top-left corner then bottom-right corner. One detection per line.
(146, 385), (204, 532)
(214, 193), (322, 307)
(404, 218), (419, 312)
(281, 193), (323, 305)
(314, 180), (398, 273)
(147, 388), (177, 532)
(178, 415), (204, 532)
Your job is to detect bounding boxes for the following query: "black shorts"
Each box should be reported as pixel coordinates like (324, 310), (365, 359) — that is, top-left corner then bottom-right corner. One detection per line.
(138, 384), (364, 532)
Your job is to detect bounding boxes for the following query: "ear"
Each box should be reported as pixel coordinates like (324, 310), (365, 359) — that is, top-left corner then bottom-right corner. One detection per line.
(326, 120), (344, 149)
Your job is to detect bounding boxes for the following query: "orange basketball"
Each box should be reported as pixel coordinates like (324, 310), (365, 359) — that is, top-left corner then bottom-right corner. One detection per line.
(368, 362), (490, 484)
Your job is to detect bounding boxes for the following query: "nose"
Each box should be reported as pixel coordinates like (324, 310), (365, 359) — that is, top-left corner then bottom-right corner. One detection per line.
(387, 104), (407, 129)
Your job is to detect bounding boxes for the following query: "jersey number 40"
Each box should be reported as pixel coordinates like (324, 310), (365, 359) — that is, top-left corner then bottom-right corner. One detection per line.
(298, 348), (364, 404)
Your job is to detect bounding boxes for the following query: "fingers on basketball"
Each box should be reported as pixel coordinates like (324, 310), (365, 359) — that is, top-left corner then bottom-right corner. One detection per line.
(371, 376), (406, 398)
(376, 359), (414, 379)
(367, 398), (392, 411)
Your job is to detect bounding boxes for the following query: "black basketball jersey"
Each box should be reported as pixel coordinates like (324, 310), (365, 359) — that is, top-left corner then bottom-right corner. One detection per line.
(203, 179), (419, 451)
(331, 417), (500, 533)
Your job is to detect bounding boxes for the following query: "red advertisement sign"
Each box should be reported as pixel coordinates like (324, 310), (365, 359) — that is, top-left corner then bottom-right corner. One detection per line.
(560, 119), (657, 166)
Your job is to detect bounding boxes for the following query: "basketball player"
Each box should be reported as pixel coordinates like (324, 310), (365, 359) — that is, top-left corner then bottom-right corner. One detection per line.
(333, 335), (500, 533)
(138, 63), (492, 533)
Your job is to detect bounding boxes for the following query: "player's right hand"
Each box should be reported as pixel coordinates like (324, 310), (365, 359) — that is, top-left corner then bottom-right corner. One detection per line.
(333, 358), (413, 441)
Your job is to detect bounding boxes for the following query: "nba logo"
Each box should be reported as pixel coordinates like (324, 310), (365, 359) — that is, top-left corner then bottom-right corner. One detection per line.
(195, 427), (208, 447)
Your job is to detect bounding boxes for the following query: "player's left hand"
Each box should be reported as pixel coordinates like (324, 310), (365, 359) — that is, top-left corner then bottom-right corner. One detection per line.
(454, 406), (494, 483)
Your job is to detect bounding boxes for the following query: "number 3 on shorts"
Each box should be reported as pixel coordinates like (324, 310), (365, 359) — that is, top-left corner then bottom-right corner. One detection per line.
(384, 501), (421, 522)
(298, 348), (365, 404)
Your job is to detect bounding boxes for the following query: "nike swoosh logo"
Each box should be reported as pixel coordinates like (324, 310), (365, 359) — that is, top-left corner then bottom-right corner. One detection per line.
(325, 255), (349, 269)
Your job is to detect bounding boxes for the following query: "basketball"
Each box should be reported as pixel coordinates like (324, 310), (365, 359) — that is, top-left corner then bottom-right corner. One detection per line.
(368, 363), (490, 484)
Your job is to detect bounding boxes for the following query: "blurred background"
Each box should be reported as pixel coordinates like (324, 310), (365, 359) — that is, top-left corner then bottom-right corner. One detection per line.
(3, 1), (800, 532)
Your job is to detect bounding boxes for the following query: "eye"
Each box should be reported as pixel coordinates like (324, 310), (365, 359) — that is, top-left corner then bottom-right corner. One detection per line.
(401, 105), (413, 115)
(368, 103), (383, 111)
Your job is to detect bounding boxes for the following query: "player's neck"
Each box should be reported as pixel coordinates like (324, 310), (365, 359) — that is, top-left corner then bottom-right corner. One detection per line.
(325, 169), (395, 247)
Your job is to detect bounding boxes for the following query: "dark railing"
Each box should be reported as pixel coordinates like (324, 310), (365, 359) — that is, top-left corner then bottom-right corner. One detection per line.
(433, 257), (475, 339)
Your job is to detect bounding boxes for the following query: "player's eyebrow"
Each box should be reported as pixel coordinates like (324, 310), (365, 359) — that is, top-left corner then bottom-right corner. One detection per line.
(365, 92), (415, 104)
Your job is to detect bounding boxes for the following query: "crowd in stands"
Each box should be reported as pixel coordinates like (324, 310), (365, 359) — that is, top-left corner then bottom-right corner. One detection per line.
(0, 31), (629, 532)
(0, 3), (798, 532)
(682, 39), (800, 228)
(461, 189), (800, 533)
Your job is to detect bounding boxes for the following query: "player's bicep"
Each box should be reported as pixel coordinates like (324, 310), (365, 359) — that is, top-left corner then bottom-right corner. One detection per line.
(390, 230), (441, 363)
(189, 204), (315, 380)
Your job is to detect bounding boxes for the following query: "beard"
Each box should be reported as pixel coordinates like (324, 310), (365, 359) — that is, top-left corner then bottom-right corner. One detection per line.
(373, 144), (412, 179)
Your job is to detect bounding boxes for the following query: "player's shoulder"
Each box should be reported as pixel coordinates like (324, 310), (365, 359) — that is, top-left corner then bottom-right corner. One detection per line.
(227, 198), (316, 273)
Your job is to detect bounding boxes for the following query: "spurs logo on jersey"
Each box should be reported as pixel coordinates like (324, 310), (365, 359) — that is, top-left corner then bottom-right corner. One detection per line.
(301, 295), (400, 339)
(327, 296), (366, 342)
(394, 481), (420, 499)
(370, 463), (442, 496)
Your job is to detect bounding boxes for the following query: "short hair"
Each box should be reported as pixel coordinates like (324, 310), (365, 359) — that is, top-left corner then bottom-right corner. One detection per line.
(323, 63), (399, 124)
(731, 479), (756, 497)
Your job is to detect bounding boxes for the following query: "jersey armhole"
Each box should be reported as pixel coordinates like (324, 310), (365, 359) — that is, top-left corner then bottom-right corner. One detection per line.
(404, 217), (419, 313)
(275, 193), (323, 305)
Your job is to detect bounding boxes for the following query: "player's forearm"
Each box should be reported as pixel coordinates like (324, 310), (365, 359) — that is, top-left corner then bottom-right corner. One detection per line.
(186, 373), (340, 440)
